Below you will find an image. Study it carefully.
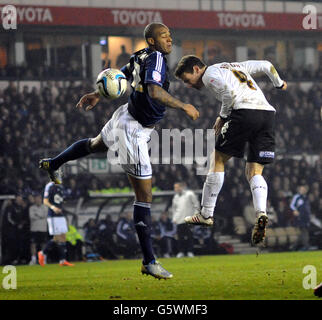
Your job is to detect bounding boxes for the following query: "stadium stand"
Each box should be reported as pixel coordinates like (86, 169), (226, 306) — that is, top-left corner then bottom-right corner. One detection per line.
(0, 75), (321, 264)
(1, 0), (321, 263)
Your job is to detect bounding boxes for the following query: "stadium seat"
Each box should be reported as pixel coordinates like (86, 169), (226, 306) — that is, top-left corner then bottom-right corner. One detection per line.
(274, 228), (288, 247)
(285, 226), (300, 246)
(265, 228), (277, 248)
(233, 216), (247, 235)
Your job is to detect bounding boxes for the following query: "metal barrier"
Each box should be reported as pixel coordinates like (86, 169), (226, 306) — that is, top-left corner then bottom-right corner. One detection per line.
(64, 190), (202, 228)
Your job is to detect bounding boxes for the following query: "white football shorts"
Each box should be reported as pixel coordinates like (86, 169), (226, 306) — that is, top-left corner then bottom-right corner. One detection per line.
(100, 103), (154, 179)
(47, 216), (68, 236)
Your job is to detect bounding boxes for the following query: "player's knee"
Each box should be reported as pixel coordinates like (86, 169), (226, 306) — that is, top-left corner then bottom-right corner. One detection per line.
(54, 234), (66, 243)
(89, 135), (107, 153)
(245, 166), (254, 181)
(214, 151), (230, 171)
(245, 166), (250, 181)
(245, 164), (263, 182)
(136, 189), (152, 203)
(88, 138), (96, 152)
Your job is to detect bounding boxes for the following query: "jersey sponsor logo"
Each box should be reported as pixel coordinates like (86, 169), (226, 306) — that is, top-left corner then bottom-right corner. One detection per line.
(54, 194), (63, 204)
(259, 151), (275, 158)
(152, 70), (162, 82)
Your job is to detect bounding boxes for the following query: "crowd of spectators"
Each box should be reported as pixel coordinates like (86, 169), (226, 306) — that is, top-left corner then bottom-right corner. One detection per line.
(1, 62), (322, 82)
(0, 62), (83, 80)
(0, 78), (320, 193)
(0, 70), (321, 264)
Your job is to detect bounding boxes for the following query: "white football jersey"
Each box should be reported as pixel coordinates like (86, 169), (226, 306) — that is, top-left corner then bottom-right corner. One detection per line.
(202, 60), (284, 118)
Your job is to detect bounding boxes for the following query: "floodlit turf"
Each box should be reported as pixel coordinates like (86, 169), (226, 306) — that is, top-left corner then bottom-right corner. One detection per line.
(0, 251), (321, 300)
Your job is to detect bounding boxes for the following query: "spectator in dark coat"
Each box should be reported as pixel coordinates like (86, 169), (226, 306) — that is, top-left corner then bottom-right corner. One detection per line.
(290, 184), (311, 250)
(1, 196), (30, 264)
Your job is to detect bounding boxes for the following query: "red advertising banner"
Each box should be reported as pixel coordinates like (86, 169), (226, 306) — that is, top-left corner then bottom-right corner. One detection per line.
(0, 5), (321, 31)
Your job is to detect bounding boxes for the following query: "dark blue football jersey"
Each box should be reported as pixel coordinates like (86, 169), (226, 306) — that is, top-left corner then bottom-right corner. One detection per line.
(121, 48), (170, 127)
(43, 182), (65, 217)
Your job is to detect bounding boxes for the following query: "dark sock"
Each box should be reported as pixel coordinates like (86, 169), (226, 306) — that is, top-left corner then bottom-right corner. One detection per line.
(133, 202), (155, 265)
(43, 239), (55, 255)
(50, 138), (91, 170)
(57, 242), (67, 261)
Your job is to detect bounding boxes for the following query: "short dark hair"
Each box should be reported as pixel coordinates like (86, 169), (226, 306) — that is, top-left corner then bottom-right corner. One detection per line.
(174, 182), (187, 188)
(144, 22), (167, 42)
(174, 55), (206, 78)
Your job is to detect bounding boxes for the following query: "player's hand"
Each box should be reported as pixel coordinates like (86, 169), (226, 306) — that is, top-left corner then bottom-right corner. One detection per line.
(76, 91), (100, 111)
(277, 81), (287, 90)
(183, 104), (199, 120)
(292, 210), (299, 217)
(281, 81), (287, 90)
(213, 116), (225, 136)
(52, 206), (62, 214)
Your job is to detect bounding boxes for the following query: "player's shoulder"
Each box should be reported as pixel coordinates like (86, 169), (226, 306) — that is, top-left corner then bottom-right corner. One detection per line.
(133, 48), (147, 57)
(44, 181), (55, 190)
(44, 181), (54, 198)
(206, 63), (227, 74)
(147, 50), (164, 63)
(131, 48), (149, 64)
(203, 64), (225, 83)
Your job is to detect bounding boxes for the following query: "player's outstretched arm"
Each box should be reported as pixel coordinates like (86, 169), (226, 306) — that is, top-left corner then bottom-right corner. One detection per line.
(240, 60), (286, 89)
(76, 90), (101, 111)
(148, 84), (199, 120)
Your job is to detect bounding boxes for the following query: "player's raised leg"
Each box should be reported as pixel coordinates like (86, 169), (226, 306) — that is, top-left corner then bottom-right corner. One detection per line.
(39, 91), (104, 184)
(39, 134), (107, 184)
(246, 162), (269, 245)
(185, 150), (230, 226)
(128, 175), (172, 280)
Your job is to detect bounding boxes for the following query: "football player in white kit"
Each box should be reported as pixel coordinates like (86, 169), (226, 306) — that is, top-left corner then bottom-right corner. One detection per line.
(174, 55), (287, 246)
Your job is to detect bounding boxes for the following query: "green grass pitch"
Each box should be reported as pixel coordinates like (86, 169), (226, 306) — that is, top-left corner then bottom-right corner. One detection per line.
(1, 251), (321, 300)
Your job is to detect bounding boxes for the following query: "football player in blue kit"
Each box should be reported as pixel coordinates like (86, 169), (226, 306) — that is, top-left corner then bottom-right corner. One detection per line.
(38, 182), (74, 267)
(39, 22), (199, 279)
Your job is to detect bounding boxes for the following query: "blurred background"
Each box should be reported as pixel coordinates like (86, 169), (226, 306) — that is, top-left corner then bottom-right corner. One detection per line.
(0, 0), (321, 265)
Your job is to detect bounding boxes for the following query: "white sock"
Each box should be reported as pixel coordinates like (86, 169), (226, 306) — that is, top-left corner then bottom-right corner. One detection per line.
(31, 255), (36, 263)
(249, 174), (268, 214)
(201, 172), (224, 218)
